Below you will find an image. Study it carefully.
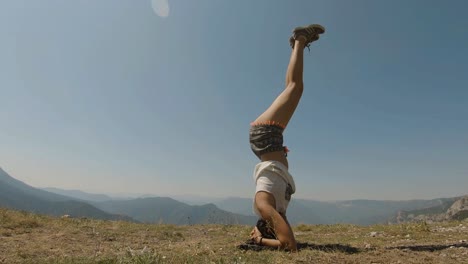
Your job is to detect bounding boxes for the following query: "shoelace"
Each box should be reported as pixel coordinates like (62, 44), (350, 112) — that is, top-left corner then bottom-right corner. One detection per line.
(295, 28), (318, 52)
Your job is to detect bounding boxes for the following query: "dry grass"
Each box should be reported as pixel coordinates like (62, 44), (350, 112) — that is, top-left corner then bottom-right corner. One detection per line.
(1, 208), (467, 263)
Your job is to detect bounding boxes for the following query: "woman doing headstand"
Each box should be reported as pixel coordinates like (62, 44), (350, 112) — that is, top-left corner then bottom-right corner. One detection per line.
(249, 24), (325, 251)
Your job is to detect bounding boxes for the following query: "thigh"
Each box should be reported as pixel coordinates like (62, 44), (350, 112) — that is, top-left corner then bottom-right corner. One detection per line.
(253, 85), (302, 128)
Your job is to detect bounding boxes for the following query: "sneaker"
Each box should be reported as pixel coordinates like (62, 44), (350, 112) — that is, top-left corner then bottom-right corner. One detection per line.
(289, 24), (325, 49)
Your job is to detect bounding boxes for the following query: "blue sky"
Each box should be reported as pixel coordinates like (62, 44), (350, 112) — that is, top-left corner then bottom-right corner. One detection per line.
(1, 0), (467, 200)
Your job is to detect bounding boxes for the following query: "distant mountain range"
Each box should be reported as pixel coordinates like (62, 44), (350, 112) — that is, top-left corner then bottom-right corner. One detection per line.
(93, 197), (256, 225)
(393, 195), (468, 223)
(2, 166), (466, 225)
(213, 196), (467, 225)
(40, 186), (468, 225)
(42, 187), (114, 202)
(0, 167), (255, 225)
(0, 167), (132, 221)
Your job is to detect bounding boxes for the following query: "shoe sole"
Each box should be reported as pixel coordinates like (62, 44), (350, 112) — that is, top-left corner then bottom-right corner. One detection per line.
(293, 24), (325, 35)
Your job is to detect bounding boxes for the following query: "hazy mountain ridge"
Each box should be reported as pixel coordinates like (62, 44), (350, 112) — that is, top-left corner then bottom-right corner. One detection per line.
(42, 187), (114, 202)
(446, 196), (468, 220)
(94, 197), (256, 225)
(42, 188), (465, 226)
(0, 167), (133, 221)
(0, 168), (255, 225)
(214, 197), (468, 225)
(40, 186), (257, 224)
(3, 167), (466, 226)
(0, 168), (73, 203)
(394, 196), (468, 223)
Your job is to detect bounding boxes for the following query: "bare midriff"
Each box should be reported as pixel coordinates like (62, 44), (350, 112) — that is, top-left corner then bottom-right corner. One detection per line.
(260, 151), (288, 168)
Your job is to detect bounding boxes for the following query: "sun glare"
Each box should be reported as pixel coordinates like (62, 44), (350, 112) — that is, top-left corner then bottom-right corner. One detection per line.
(151, 0), (170, 18)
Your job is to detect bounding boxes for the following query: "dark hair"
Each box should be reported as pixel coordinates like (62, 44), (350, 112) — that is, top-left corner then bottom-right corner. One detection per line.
(256, 219), (276, 239)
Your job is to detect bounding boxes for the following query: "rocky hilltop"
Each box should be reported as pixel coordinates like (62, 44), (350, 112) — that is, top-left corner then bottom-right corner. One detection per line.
(394, 195), (468, 223)
(446, 195), (468, 220)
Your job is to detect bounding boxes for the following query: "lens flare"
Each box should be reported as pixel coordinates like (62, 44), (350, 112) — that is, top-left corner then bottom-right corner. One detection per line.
(151, 0), (170, 18)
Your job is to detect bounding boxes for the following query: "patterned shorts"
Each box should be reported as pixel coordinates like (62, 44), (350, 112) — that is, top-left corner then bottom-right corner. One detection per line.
(249, 122), (288, 159)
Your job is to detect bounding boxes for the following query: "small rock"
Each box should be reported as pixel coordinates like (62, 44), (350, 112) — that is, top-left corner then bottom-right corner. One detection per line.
(370, 232), (378, 237)
(405, 234), (410, 238)
(365, 244), (372, 249)
(450, 246), (455, 249)
(460, 240), (467, 243)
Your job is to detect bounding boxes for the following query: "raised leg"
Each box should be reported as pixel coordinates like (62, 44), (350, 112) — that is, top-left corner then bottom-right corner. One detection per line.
(252, 23), (325, 130)
(252, 37), (307, 129)
(252, 37), (307, 167)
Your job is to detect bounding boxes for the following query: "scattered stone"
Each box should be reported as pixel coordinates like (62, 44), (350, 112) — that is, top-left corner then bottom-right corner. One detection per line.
(405, 234), (410, 238)
(365, 244), (372, 249)
(370, 232), (378, 237)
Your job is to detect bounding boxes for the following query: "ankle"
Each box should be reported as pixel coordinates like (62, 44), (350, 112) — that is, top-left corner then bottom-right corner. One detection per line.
(295, 35), (307, 43)
(294, 38), (306, 48)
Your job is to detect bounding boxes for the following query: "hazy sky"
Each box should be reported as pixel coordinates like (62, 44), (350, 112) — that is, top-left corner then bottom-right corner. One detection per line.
(1, 0), (467, 200)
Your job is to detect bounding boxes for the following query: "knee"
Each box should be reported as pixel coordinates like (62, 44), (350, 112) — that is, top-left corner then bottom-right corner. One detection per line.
(285, 82), (304, 98)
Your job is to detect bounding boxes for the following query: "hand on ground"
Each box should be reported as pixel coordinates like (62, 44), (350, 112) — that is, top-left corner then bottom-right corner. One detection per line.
(250, 226), (262, 242)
